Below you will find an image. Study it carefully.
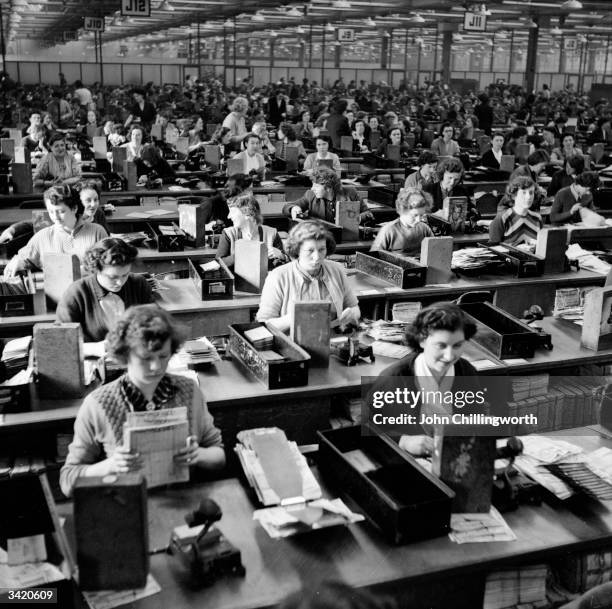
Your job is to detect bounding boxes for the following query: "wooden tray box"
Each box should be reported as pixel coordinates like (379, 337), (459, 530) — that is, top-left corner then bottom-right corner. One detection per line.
(147, 222), (186, 252)
(188, 257), (234, 300)
(317, 425), (454, 544)
(355, 251), (426, 289)
(459, 301), (552, 359)
(228, 322), (310, 389)
(0, 272), (35, 317)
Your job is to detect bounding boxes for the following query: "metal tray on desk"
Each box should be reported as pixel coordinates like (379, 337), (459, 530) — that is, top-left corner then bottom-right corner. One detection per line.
(355, 251), (426, 289)
(459, 301), (552, 359)
(480, 242), (544, 278)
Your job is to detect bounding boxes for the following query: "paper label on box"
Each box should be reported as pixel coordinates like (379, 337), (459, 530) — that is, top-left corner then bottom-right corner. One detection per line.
(7, 535), (47, 566)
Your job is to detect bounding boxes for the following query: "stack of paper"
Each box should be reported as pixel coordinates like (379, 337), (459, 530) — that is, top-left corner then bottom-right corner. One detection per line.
(158, 225), (183, 236)
(1, 336), (32, 375)
(449, 507), (516, 544)
(511, 374), (549, 400)
(173, 337), (221, 367)
(366, 319), (410, 342)
(109, 231), (149, 245)
(451, 247), (499, 272)
(253, 498), (364, 539)
(392, 302), (422, 324)
(235, 428), (321, 506)
(483, 565), (548, 609)
(244, 326), (274, 349)
(566, 243), (611, 275)
(371, 341), (412, 359)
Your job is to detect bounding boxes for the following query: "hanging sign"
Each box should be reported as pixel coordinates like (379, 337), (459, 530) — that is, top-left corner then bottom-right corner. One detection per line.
(464, 11), (487, 31)
(337, 28), (355, 42)
(121, 0), (151, 17)
(83, 17), (104, 32)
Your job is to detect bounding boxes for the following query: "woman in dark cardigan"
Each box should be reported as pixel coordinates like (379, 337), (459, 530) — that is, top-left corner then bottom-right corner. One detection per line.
(56, 238), (154, 342)
(368, 302), (491, 457)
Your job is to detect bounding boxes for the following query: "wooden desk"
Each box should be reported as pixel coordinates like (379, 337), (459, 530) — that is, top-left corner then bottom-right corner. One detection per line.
(56, 429), (612, 609)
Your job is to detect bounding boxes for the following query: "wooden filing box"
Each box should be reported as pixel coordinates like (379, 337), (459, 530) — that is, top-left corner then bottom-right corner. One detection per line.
(459, 301), (552, 359)
(188, 257), (234, 300)
(481, 243), (544, 278)
(147, 222), (186, 252)
(317, 425), (454, 544)
(355, 251), (426, 289)
(228, 322), (310, 389)
(0, 271), (36, 317)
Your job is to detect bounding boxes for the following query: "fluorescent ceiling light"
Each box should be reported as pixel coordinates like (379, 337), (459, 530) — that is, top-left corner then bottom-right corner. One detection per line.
(561, 0), (582, 9)
(332, 0), (351, 8)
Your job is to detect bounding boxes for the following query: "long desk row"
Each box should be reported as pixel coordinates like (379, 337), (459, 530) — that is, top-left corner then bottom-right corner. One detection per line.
(48, 427), (612, 609)
(3, 316), (612, 455)
(0, 269), (604, 338)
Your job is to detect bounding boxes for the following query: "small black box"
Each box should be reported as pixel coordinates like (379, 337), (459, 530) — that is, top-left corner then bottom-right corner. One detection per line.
(74, 474), (148, 591)
(317, 425), (454, 544)
(0, 272), (36, 317)
(148, 222), (186, 252)
(188, 257), (234, 300)
(355, 251), (426, 289)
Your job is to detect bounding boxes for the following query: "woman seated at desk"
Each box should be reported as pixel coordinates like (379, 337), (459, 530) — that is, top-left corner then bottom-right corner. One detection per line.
(550, 132), (583, 165)
(370, 189), (433, 256)
(488, 175), (543, 248)
(232, 133), (266, 179)
(276, 122), (307, 163)
(3, 185), (108, 278)
(283, 166), (372, 224)
(295, 110), (315, 142)
(509, 149), (550, 184)
(216, 195), (287, 269)
(76, 179), (110, 233)
(59, 304), (225, 497)
(370, 302), (481, 457)
(376, 127), (412, 157)
(302, 135), (342, 178)
(136, 143), (175, 183)
(256, 220), (360, 333)
(547, 155), (585, 197)
(122, 125), (145, 161)
(251, 121), (277, 158)
(352, 119), (369, 153)
(404, 151), (439, 190)
(33, 132), (82, 189)
(430, 123), (461, 158)
(550, 171), (600, 226)
(22, 125), (47, 156)
(56, 238), (155, 342)
(423, 156), (467, 214)
(480, 132), (506, 170)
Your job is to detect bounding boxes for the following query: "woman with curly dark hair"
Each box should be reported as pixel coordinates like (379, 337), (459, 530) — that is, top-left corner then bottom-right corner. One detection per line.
(368, 302), (481, 457)
(56, 237), (154, 342)
(60, 304), (225, 497)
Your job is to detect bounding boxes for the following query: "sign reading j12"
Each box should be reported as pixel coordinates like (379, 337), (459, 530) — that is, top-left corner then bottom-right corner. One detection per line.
(121, 0), (151, 16)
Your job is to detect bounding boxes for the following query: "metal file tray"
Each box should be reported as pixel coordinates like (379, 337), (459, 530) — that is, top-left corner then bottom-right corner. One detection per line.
(188, 257), (234, 300)
(228, 322), (310, 389)
(479, 242), (544, 278)
(459, 301), (552, 359)
(0, 271), (35, 317)
(317, 425), (454, 544)
(355, 251), (426, 289)
(147, 222), (186, 252)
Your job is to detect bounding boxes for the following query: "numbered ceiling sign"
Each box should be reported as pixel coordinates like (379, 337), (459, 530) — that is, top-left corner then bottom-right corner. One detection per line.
(464, 11), (487, 32)
(121, 0), (151, 17)
(337, 28), (355, 42)
(83, 16), (104, 32)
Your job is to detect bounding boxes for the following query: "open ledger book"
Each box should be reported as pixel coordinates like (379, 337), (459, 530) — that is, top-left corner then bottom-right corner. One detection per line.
(123, 406), (189, 489)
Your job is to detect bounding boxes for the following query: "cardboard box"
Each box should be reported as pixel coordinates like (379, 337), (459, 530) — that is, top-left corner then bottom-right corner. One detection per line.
(317, 425), (454, 544)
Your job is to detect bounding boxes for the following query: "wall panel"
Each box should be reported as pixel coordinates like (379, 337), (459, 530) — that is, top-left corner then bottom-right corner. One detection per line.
(161, 64), (181, 85)
(58, 63), (79, 83)
(81, 63), (101, 85)
(142, 65), (160, 85)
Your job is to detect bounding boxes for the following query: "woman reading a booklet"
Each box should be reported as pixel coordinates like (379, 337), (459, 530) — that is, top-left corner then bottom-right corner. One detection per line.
(59, 305), (225, 497)
(56, 238), (155, 342)
(256, 220), (360, 333)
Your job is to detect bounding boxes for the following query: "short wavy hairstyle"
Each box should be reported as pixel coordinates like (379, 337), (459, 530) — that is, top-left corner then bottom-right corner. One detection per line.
(436, 156), (464, 180)
(312, 166), (341, 195)
(75, 178), (102, 197)
(505, 175), (537, 200)
(575, 170), (600, 190)
(230, 96), (249, 113)
(405, 302), (477, 351)
(229, 194), (263, 225)
(106, 304), (184, 364)
(84, 237), (139, 274)
(44, 184), (83, 218)
(285, 220), (336, 259)
(417, 150), (438, 166)
(279, 122), (297, 142)
(395, 188), (428, 214)
(527, 149), (550, 166)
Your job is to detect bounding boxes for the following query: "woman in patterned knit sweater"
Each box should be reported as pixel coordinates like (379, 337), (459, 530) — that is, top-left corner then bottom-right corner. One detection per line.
(488, 176), (543, 248)
(60, 305), (225, 497)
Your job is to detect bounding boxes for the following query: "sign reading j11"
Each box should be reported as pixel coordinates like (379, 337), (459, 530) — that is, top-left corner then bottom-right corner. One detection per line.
(121, 0), (151, 17)
(464, 11), (486, 31)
